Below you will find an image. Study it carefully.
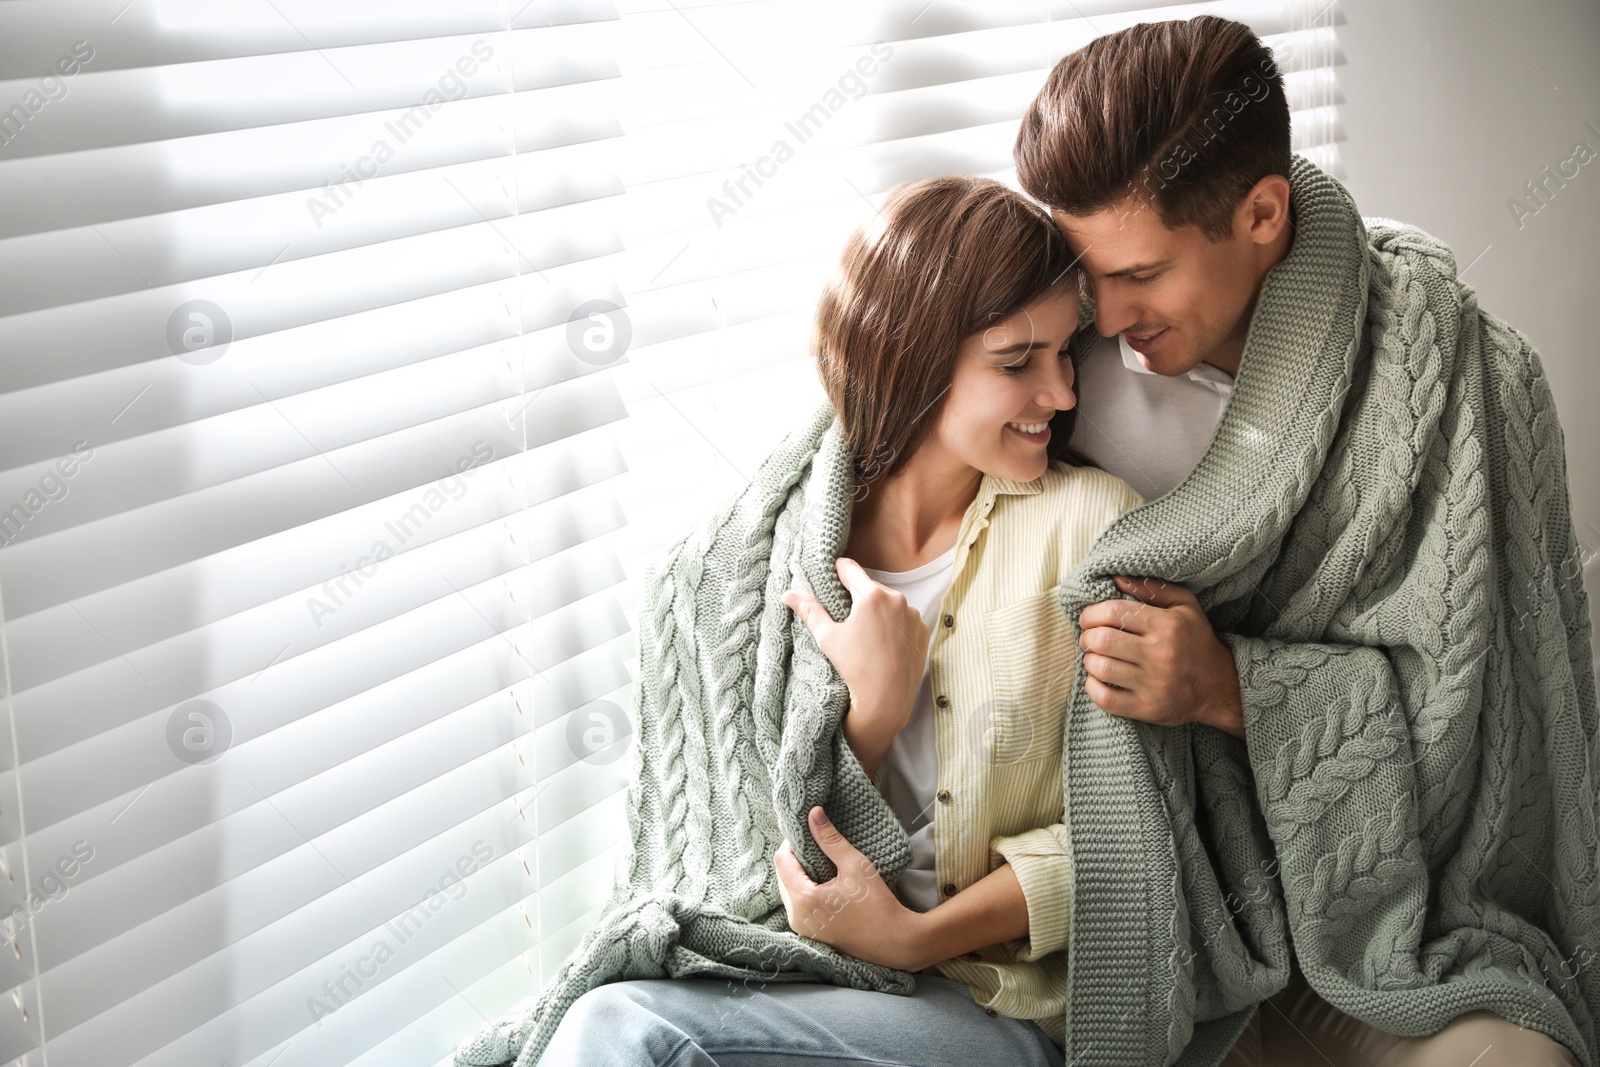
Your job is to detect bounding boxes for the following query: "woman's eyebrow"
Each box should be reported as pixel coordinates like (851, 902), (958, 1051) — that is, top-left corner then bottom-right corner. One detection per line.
(989, 340), (1053, 356)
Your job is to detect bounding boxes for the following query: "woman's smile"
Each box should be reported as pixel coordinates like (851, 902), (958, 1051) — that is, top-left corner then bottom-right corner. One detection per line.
(1005, 418), (1053, 444)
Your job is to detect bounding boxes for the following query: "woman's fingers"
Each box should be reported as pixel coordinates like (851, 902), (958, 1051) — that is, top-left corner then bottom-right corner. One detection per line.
(807, 806), (871, 888)
(782, 589), (834, 638)
(774, 839), (807, 899)
(773, 839), (824, 939)
(786, 560), (926, 721)
(834, 556), (874, 599)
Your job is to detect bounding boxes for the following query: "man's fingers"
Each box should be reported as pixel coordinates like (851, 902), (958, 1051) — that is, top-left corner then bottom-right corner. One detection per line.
(1085, 675), (1146, 719)
(1076, 577), (1198, 633)
(1113, 573), (1197, 610)
(1079, 622), (1141, 664)
(1082, 649), (1140, 690)
(1078, 597), (1155, 635)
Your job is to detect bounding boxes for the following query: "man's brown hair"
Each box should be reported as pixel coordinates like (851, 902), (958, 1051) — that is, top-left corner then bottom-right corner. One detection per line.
(812, 175), (1081, 488)
(1014, 15), (1291, 240)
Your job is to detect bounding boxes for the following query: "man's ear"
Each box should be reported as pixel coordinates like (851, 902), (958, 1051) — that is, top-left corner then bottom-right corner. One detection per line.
(1241, 173), (1292, 246)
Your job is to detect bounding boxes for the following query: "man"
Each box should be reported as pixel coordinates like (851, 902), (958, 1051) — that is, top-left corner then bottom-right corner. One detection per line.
(1015, 14), (1598, 1067)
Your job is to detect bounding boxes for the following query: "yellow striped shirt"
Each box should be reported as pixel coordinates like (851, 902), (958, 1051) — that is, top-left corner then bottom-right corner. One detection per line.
(871, 459), (1144, 1048)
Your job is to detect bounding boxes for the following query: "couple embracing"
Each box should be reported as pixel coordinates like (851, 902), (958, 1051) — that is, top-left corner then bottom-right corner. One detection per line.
(457, 15), (1597, 1067)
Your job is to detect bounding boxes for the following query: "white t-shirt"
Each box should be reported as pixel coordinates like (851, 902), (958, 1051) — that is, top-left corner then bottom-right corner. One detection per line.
(1067, 332), (1235, 501)
(860, 543), (958, 913)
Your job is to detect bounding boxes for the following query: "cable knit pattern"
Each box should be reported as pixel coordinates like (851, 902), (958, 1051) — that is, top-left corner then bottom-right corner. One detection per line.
(1053, 155), (1597, 1067)
(451, 396), (915, 1067)
(453, 155), (1598, 1067)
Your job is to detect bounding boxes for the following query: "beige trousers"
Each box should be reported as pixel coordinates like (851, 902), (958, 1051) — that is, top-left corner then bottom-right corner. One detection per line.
(1220, 960), (1581, 1067)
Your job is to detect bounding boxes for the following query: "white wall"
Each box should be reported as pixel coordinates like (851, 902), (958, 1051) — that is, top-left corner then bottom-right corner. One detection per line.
(1334, 0), (1600, 664)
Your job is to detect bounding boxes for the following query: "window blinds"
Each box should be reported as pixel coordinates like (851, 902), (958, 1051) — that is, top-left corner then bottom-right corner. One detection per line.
(610, 0), (1342, 550)
(0, 2), (1340, 1065)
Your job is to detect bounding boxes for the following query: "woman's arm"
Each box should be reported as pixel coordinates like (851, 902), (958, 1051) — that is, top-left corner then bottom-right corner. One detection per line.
(775, 805), (1033, 973)
(904, 861), (1030, 970)
(841, 697), (904, 780)
(983, 824), (1072, 962)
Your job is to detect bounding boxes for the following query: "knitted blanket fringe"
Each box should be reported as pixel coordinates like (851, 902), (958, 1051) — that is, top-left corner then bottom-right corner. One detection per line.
(454, 154), (1599, 1067)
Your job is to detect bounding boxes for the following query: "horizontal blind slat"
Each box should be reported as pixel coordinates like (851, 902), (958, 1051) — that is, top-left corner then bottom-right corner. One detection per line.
(0, 25), (621, 161)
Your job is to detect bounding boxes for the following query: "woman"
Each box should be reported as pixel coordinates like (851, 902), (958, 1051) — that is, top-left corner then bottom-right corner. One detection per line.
(532, 175), (1145, 1066)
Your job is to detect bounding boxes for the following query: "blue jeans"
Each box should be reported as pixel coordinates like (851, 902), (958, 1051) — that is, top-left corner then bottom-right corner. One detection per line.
(538, 973), (1066, 1066)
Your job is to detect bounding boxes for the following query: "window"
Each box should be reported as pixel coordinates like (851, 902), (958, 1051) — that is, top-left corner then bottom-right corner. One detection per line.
(0, 2), (1338, 1064)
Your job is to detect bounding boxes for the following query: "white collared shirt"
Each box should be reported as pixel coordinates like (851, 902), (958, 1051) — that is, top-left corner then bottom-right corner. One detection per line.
(1115, 330), (1236, 392)
(1067, 332), (1235, 500)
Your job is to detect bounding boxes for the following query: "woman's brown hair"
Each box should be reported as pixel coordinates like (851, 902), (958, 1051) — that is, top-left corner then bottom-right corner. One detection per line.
(812, 175), (1084, 488)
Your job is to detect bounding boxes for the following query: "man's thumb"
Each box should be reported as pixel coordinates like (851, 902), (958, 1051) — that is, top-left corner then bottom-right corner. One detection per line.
(1115, 574), (1192, 609)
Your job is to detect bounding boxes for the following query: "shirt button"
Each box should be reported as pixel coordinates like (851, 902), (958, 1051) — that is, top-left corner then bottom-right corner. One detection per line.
(935, 695), (950, 709)
(943, 882), (958, 896)
(942, 614), (953, 628)
(985, 1008), (998, 1018)
(936, 789), (951, 803)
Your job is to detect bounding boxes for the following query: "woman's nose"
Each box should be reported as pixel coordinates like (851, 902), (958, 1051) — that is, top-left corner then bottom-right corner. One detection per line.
(1043, 363), (1076, 410)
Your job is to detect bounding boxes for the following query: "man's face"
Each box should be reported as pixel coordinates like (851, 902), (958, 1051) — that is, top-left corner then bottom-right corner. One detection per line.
(1052, 193), (1268, 377)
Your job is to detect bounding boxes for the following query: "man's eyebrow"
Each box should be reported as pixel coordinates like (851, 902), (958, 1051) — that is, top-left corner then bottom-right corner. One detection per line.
(1099, 259), (1172, 278)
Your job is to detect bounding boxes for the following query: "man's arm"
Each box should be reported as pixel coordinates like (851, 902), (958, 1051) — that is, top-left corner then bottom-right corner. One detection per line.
(1076, 573), (1245, 738)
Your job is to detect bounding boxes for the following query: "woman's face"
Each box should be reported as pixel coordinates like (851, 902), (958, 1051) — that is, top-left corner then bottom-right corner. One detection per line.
(930, 285), (1080, 483)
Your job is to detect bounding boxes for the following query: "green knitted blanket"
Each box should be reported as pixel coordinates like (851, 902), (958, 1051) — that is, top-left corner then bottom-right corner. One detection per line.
(454, 154), (1599, 1067)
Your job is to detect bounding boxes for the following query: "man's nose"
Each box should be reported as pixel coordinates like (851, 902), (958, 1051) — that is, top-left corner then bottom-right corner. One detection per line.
(1095, 291), (1139, 338)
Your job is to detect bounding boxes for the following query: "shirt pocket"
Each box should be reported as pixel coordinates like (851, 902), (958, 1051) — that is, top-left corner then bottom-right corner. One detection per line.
(979, 584), (1077, 767)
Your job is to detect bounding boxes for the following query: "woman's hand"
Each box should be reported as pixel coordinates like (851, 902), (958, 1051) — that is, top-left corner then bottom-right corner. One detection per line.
(773, 806), (928, 972)
(783, 558), (930, 754)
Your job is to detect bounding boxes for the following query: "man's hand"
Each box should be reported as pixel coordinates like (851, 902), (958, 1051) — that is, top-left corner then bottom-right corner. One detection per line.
(1076, 575), (1245, 739)
(773, 806), (927, 972)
